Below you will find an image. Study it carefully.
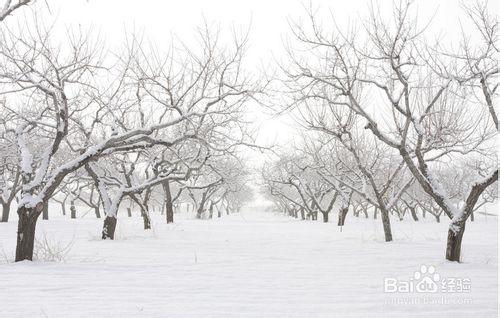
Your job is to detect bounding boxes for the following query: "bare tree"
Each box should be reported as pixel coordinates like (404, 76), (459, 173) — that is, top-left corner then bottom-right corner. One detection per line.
(282, 0), (497, 261)
(86, 150), (207, 239)
(308, 135), (411, 240)
(262, 147), (343, 223)
(0, 13), (259, 260)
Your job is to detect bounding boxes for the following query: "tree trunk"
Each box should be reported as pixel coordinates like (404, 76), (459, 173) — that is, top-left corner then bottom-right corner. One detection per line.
(444, 170), (498, 262)
(300, 207), (305, 220)
(1, 202), (10, 222)
(337, 207), (348, 226)
(196, 194), (207, 219)
(70, 201), (76, 219)
(162, 181), (174, 224)
(322, 211), (329, 223)
(373, 207), (378, 219)
(435, 214), (440, 223)
(410, 207), (418, 221)
(380, 208), (393, 242)
(397, 209), (404, 221)
(209, 202), (214, 219)
(142, 210), (151, 229)
(94, 206), (101, 218)
(127, 207), (132, 217)
(470, 212), (474, 222)
(353, 208), (359, 217)
(102, 216), (117, 240)
(445, 220), (466, 262)
(60, 201), (66, 216)
(362, 206), (368, 218)
(42, 202), (49, 220)
(217, 205), (222, 218)
(15, 203), (44, 261)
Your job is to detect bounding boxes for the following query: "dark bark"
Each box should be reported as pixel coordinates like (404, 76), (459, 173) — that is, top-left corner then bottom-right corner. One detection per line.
(217, 205), (222, 218)
(435, 214), (440, 223)
(321, 211), (329, 223)
(163, 180), (174, 224)
(102, 216), (117, 240)
(141, 197), (151, 230)
(380, 208), (393, 242)
(1, 202), (10, 222)
(15, 203), (43, 261)
(445, 221), (466, 262)
(300, 207), (305, 220)
(142, 209), (151, 229)
(94, 207), (101, 218)
(60, 201), (66, 216)
(208, 201), (214, 219)
(480, 77), (498, 130)
(42, 202), (49, 220)
(470, 212), (474, 222)
(196, 193), (208, 219)
(127, 207), (132, 217)
(396, 208), (404, 221)
(410, 207), (418, 221)
(70, 201), (76, 219)
(445, 171), (498, 262)
(362, 206), (368, 218)
(373, 207), (378, 219)
(337, 207), (348, 226)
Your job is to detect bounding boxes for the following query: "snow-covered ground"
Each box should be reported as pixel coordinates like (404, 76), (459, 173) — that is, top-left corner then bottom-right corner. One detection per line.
(0, 210), (497, 317)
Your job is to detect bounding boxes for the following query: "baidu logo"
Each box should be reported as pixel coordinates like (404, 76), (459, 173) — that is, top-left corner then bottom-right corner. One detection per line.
(384, 265), (471, 294)
(413, 265), (440, 293)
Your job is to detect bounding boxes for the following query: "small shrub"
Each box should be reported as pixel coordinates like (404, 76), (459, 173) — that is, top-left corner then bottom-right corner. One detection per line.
(33, 232), (74, 262)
